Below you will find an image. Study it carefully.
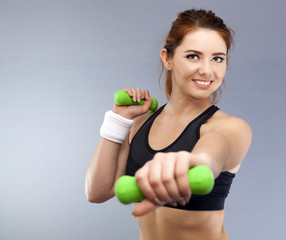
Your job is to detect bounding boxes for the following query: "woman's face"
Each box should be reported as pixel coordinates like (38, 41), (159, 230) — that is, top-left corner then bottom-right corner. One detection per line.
(166, 29), (227, 101)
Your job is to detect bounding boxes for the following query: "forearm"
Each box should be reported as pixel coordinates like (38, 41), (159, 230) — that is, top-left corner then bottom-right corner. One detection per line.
(85, 137), (126, 203)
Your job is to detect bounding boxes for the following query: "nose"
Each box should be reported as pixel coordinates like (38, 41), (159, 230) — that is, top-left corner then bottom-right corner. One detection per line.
(198, 60), (213, 79)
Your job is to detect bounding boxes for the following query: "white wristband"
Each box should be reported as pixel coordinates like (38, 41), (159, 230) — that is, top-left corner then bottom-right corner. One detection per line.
(100, 110), (134, 144)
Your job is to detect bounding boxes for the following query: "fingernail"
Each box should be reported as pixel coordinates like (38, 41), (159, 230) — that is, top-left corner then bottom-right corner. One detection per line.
(184, 197), (190, 204)
(169, 202), (177, 207)
(153, 197), (164, 206)
(178, 199), (186, 206)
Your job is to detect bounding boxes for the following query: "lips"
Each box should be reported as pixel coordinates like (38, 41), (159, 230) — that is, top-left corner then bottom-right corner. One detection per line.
(192, 79), (213, 88)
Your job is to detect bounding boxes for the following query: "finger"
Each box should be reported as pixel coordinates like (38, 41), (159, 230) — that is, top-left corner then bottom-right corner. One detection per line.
(135, 88), (143, 103)
(175, 152), (192, 203)
(123, 88), (138, 102)
(146, 89), (151, 100)
(149, 153), (173, 203)
(141, 90), (153, 112)
(168, 201), (178, 207)
(161, 153), (184, 203)
(123, 87), (132, 96)
(130, 88), (137, 102)
(132, 199), (158, 217)
(140, 89), (145, 100)
(135, 164), (158, 204)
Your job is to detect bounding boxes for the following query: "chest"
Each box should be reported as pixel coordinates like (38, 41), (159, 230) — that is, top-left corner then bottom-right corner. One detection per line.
(148, 118), (191, 151)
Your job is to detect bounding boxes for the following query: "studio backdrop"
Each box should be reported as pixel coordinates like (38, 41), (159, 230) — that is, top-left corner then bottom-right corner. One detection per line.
(0, 0), (285, 239)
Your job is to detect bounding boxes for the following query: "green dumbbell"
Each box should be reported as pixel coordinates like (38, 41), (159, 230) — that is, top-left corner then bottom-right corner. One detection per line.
(114, 165), (214, 204)
(114, 90), (158, 112)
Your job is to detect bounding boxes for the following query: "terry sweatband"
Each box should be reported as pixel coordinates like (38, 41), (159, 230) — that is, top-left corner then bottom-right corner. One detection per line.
(100, 110), (134, 144)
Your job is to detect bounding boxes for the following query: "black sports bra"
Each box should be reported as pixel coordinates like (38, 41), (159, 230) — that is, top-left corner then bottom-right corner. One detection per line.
(125, 104), (235, 211)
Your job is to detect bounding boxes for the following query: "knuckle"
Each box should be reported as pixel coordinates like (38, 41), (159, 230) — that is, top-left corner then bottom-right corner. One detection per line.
(134, 171), (144, 182)
(149, 179), (160, 188)
(180, 184), (191, 198)
(166, 152), (176, 162)
(176, 169), (186, 179)
(162, 176), (172, 185)
(180, 183), (190, 193)
(177, 151), (186, 160)
(154, 152), (165, 160)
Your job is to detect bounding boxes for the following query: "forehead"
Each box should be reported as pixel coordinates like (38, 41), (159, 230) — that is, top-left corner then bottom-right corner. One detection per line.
(178, 29), (227, 54)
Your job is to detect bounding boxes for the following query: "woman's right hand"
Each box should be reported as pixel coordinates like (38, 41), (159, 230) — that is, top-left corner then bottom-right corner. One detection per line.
(113, 88), (153, 119)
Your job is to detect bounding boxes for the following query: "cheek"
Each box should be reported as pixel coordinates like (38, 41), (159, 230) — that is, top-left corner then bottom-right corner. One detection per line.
(215, 66), (227, 80)
(217, 73), (224, 80)
(172, 58), (198, 77)
(179, 63), (198, 76)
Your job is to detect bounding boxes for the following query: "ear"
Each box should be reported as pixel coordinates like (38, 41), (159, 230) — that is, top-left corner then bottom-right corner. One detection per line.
(160, 48), (173, 71)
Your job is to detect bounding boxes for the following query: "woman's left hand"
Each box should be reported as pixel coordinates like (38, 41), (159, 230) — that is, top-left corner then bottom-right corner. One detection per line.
(132, 151), (193, 217)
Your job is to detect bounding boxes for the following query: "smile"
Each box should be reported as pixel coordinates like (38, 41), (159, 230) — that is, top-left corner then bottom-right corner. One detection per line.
(192, 79), (213, 88)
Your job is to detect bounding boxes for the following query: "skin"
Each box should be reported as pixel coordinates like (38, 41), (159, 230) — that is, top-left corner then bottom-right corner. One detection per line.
(85, 29), (252, 240)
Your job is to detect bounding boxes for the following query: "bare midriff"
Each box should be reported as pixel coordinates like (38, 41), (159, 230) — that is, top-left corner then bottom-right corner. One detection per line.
(136, 205), (229, 240)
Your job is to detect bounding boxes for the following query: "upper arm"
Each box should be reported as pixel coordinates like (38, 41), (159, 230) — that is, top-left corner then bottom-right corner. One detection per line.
(191, 116), (252, 177)
(214, 117), (252, 172)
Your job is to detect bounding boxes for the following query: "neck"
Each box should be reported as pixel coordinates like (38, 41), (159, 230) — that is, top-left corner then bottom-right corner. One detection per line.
(165, 94), (213, 117)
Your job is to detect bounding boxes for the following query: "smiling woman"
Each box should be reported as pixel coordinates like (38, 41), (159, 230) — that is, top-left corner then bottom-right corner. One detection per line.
(161, 10), (234, 103)
(160, 29), (228, 102)
(85, 9), (252, 240)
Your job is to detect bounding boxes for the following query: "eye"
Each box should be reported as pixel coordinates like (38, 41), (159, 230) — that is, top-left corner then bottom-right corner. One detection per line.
(212, 56), (225, 63)
(186, 54), (200, 61)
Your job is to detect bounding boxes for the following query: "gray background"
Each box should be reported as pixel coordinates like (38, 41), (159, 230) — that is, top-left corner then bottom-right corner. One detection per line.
(0, 0), (285, 239)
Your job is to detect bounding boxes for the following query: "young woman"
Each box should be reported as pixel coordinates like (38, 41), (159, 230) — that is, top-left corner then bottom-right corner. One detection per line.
(85, 9), (252, 240)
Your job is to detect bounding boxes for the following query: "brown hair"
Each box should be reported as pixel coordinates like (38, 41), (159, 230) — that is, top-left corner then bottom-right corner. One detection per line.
(161, 9), (234, 103)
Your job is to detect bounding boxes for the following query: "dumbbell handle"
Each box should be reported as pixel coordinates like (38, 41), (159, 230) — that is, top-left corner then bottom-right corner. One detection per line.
(114, 90), (158, 112)
(114, 165), (214, 204)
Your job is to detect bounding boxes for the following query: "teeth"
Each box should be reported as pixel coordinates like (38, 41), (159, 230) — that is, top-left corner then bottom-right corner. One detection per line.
(194, 80), (211, 85)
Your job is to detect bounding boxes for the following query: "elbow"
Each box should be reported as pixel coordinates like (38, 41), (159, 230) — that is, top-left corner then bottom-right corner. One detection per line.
(85, 190), (108, 203)
(85, 189), (98, 203)
(85, 183), (113, 203)
(86, 193), (106, 203)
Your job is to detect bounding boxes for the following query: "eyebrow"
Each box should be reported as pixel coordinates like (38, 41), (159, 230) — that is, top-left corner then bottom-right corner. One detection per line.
(184, 49), (226, 56)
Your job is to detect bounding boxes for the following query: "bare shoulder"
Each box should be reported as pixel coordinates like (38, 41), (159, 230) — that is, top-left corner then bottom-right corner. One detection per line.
(203, 110), (252, 137)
